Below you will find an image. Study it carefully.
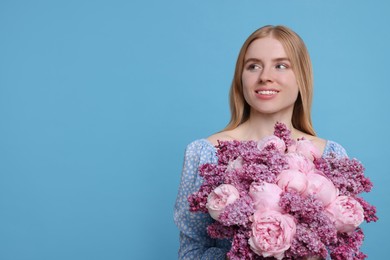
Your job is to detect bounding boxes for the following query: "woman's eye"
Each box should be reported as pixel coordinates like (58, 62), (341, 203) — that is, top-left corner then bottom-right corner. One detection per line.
(276, 64), (288, 69)
(248, 64), (262, 70)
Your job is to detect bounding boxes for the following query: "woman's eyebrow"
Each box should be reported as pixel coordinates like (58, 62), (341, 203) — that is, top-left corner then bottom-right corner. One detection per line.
(244, 58), (262, 65)
(244, 57), (290, 64)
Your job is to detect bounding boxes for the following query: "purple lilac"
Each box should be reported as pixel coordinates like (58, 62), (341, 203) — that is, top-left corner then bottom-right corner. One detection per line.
(238, 141), (265, 163)
(355, 197), (378, 223)
(329, 228), (366, 260)
(220, 142), (287, 191)
(330, 245), (356, 260)
(322, 156), (373, 196)
(219, 195), (255, 227)
(309, 212), (338, 245)
(216, 140), (257, 165)
(227, 230), (256, 260)
(279, 191), (324, 223)
(313, 157), (331, 176)
(188, 185), (213, 213)
(207, 221), (236, 239)
(280, 191), (338, 257)
(286, 223), (328, 259)
(199, 163), (225, 187)
(274, 121), (294, 148)
(257, 146), (288, 177)
(188, 163), (227, 212)
(242, 163), (277, 184)
(223, 168), (253, 194)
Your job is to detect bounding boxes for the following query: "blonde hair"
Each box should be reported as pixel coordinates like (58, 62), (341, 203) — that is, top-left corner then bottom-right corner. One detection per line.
(225, 25), (316, 136)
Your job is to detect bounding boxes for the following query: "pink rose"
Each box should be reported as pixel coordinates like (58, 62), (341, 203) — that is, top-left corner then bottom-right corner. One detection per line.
(249, 210), (296, 260)
(206, 184), (240, 220)
(277, 169), (308, 194)
(304, 172), (338, 206)
(285, 153), (315, 174)
(295, 139), (321, 161)
(249, 182), (283, 212)
(325, 196), (364, 234)
(257, 136), (286, 153)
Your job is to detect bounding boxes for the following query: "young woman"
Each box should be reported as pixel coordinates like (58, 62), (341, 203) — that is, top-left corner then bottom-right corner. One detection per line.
(174, 25), (347, 260)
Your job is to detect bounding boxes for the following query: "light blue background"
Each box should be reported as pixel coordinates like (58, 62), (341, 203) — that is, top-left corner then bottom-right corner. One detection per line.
(1, 0), (389, 259)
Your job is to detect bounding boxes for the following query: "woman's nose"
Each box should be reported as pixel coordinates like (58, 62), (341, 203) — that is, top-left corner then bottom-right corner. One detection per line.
(258, 67), (273, 84)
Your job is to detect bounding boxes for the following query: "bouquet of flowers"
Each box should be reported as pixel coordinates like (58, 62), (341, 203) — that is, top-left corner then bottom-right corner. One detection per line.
(188, 123), (377, 260)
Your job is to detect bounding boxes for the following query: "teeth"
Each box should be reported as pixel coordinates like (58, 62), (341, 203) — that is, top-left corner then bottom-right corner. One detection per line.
(256, 90), (278, 95)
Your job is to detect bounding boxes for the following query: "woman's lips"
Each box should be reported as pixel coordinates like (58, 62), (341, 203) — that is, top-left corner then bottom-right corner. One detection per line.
(255, 89), (279, 100)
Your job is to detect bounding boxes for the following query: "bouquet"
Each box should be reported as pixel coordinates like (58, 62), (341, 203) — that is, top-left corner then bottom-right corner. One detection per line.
(188, 123), (377, 260)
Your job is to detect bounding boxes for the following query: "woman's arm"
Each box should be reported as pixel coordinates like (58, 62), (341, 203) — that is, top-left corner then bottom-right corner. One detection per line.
(174, 140), (230, 259)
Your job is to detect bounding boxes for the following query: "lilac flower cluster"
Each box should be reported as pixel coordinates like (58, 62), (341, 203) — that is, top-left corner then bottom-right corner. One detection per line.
(274, 122), (294, 148)
(227, 230), (257, 260)
(328, 228), (367, 260)
(314, 152), (378, 223)
(188, 123), (377, 259)
(286, 223), (328, 259)
(219, 195), (255, 227)
(280, 191), (338, 258)
(314, 156), (373, 196)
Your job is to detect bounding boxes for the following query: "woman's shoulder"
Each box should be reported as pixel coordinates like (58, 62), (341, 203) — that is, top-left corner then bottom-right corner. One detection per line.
(299, 133), (348, 158)
(186, 138), (215, 150)
(206, 130), (236, 146)
(304, 135), (327, 155)
(183, 138), (218, 163)
(278, 129), (348, 158)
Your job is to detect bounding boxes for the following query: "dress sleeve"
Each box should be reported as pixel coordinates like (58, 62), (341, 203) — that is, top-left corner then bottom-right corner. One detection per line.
(174, 140), (230, 260)
(323, 140), (348, 158)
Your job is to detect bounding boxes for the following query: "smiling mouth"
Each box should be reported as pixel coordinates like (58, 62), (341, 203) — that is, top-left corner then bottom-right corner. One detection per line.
(255, 90), (279, 95)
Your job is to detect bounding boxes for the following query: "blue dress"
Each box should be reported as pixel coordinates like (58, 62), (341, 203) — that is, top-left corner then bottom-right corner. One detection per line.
(174, 139), (348, 260)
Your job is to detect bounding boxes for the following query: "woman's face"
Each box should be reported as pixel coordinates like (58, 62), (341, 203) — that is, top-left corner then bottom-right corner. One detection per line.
(242, 36), (299, 117)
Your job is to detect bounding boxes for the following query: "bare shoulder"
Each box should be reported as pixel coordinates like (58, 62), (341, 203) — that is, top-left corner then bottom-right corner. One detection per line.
(293, 129), (327, 154)
(207, 130), (236, 146)
(306, 135), (327, 154)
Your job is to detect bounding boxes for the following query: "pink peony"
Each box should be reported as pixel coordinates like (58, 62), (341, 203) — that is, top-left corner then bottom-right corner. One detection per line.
(277, 169), (308, 194)
(285, 153), (315, 174)
(325, 196), (364, 234)
(295, 139), (321, 161)
(206, 184), (240, 220)
(249, 210), (296, 260)
(249, 182), (283, 212)
(305, 172), (339, 206)
(257, 135), (286, 153)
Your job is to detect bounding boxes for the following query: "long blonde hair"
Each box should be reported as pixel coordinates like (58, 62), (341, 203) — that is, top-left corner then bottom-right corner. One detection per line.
(225, 25), (316, 136)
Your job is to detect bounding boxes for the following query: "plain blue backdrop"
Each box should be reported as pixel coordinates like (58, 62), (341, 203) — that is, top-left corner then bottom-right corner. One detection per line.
(0, 0), (389, 259)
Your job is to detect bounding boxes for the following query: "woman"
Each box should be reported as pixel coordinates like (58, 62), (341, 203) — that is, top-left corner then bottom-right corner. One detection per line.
(174, 25), (347, 259)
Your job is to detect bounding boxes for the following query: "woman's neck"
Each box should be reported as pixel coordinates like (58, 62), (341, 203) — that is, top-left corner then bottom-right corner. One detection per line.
(235, 112), (296, 141)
